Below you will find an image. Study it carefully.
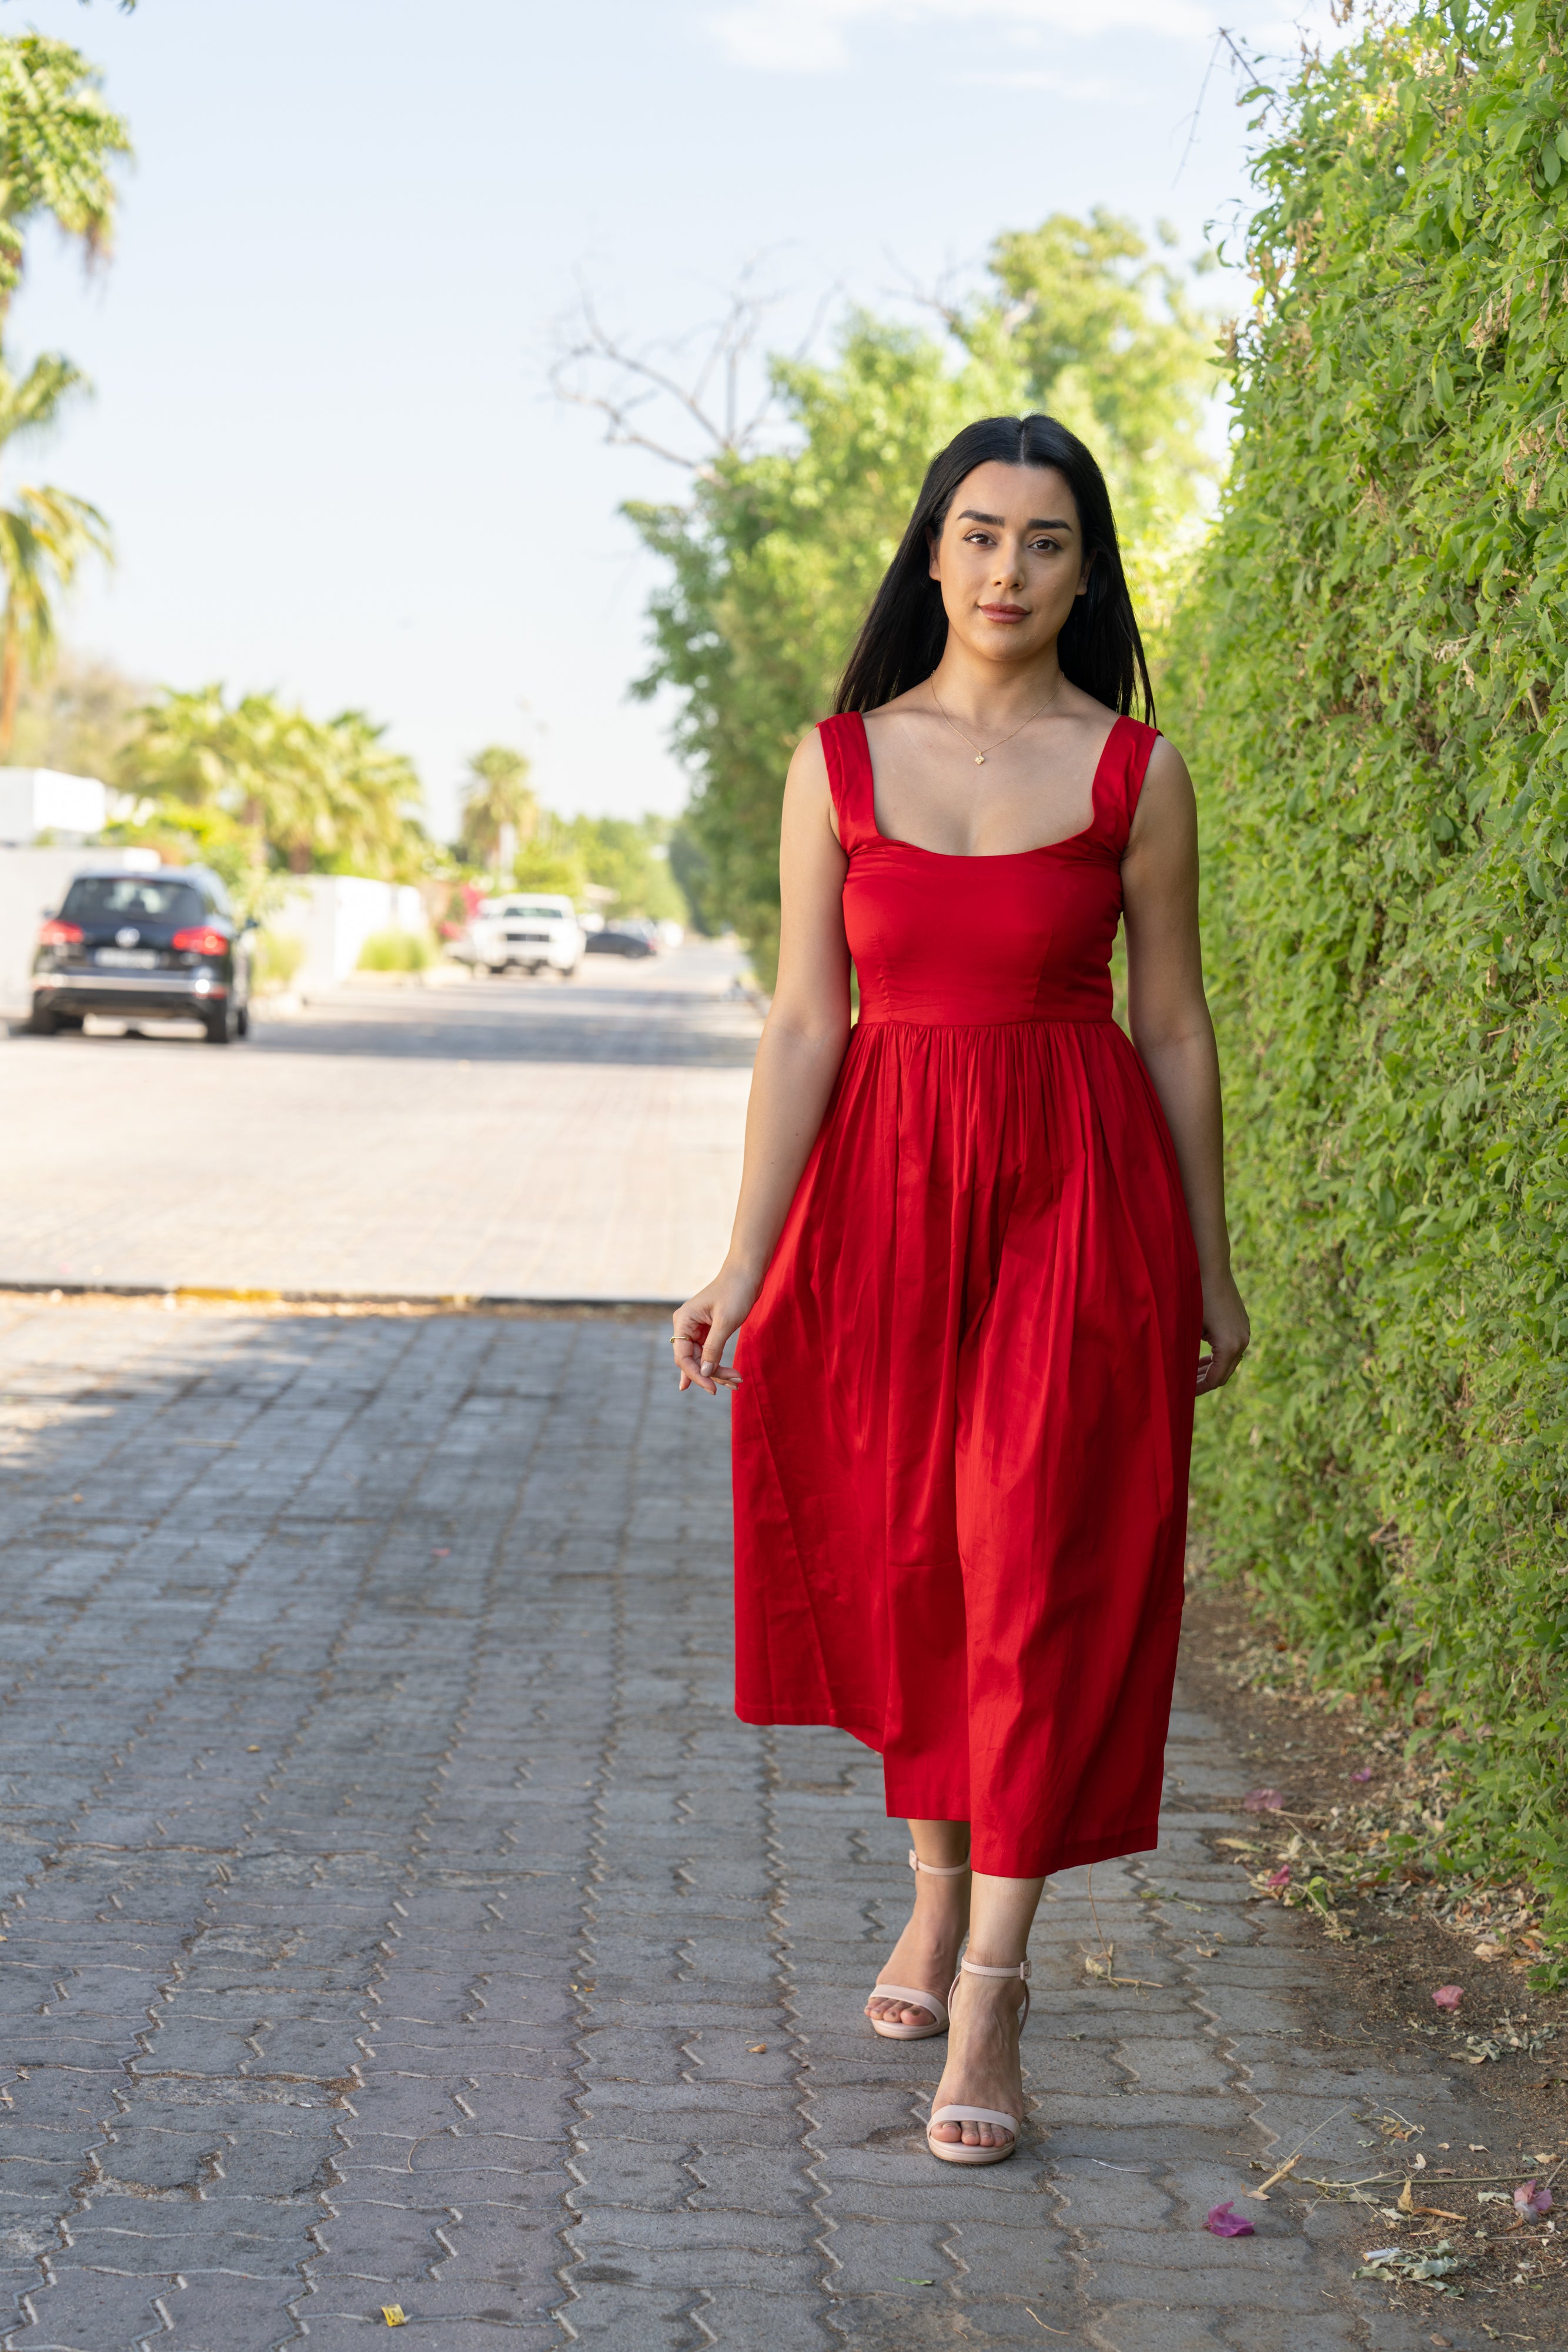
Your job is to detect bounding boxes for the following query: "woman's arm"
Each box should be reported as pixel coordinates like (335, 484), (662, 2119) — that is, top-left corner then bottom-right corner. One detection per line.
(1121, 737), (1250, 1394)
(673, 728), (853, 1395)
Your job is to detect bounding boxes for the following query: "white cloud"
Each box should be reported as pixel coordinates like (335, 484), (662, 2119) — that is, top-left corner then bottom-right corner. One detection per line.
(707, 0), (1218, 75)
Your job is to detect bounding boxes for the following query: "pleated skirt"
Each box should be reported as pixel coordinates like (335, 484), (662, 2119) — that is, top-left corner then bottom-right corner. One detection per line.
(731, 1015), (1202, 1878)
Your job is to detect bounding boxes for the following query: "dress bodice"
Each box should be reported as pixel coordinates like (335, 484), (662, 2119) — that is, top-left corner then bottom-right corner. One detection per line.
(819, 709), (1158, 1025)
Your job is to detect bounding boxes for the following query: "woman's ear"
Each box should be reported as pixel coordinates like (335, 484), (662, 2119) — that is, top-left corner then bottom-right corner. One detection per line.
(927, 520), (942, 583)
(1076, 548), (1096, 599)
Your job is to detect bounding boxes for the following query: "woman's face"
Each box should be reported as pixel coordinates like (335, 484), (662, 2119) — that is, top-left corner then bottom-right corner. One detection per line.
(927, 460), (1089, 667)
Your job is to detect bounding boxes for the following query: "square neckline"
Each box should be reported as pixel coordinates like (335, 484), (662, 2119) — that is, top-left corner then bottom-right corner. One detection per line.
(854, 709), (1129, 861)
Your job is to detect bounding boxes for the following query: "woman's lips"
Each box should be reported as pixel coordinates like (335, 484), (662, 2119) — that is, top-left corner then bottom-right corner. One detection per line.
(979, 603), (1028, 620)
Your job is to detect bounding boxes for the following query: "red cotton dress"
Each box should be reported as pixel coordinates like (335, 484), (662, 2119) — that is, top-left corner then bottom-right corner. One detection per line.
(730, 709), (1203, 1879)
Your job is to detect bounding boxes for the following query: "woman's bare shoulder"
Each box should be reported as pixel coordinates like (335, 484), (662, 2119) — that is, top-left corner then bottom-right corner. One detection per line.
(785, 724), (830, 791)
(1143, 731), (1194, 797)
(1128, 731), (1196, 860)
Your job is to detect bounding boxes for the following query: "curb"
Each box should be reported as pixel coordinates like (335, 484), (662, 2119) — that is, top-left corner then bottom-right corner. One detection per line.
(0, 1280), (681, 1316)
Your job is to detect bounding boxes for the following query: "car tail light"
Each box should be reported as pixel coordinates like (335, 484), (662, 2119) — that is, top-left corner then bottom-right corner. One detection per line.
(171, 926), (228, 957)
(39, 919), (82, 946)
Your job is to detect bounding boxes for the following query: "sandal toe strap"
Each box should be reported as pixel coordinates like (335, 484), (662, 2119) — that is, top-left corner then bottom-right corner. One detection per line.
(870, 1982), (947, 2025)
(927, 2104), (1019, 2134)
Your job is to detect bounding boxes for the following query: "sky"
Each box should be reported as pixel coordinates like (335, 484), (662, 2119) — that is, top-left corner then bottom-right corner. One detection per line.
(3, 0), (1350, 837)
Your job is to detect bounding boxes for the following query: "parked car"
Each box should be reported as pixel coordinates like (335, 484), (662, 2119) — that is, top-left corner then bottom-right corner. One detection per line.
(584, 923), (658, 959)
(31, 866), (253, 1044)
(463, 894), (583, 977)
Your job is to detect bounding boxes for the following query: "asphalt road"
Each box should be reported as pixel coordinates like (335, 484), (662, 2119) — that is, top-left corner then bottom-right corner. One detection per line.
(0, 947), (759, 1303)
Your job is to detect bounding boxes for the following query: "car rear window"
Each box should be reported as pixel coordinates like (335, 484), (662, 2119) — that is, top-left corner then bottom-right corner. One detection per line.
(61, 877), (207, 926)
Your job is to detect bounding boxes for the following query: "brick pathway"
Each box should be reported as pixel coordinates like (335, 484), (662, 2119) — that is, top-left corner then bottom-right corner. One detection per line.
(0, 1298), (1495, 2349)
(0, 948), (757, 1304)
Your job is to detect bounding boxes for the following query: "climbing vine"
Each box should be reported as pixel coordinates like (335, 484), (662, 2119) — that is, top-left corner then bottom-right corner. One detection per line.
(1175, 0), (1568, 1941)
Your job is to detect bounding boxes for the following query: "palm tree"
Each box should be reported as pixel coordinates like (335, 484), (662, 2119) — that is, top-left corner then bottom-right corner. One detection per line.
(0, 350), (111, 756)
(459, 744), (538, 869)
(129, 686), (428, 886)
(0, 34), (132, 318)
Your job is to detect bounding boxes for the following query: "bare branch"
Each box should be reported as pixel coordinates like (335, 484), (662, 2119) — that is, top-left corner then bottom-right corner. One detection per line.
(549, 260), (815, 472)
(878, 245), (987, 336)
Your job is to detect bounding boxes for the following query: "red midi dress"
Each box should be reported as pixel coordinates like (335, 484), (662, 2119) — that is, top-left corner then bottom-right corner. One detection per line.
(730, 710), (1203, 1879)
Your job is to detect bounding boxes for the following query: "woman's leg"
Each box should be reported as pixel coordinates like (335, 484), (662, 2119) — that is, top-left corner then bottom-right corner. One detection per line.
(864, 1818), (971, 2029)
(927, 1870), (1045, 2147)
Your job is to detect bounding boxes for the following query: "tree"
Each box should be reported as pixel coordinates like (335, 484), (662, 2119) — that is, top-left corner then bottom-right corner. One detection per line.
(0, 27), (131, 747)
(6, 643), (143, 779)
(457, 743), (537, 867)
(555, 813), (683, 923)
(0, 350), (111, 752)
(121, 686), (428, 903)
(604, 216), (1221, 980)
(0, 34), (131, 315)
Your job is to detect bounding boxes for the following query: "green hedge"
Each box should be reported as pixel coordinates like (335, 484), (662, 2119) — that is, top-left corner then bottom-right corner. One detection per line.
(1175, 1), (1568, 1935)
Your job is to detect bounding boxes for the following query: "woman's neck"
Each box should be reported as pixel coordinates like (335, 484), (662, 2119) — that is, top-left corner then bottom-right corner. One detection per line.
(925, 642), (1065, 728)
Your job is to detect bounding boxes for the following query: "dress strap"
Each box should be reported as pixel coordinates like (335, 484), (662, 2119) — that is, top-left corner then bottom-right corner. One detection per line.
(1101, 715), (1161, 853)
(818, 712), (879, 854)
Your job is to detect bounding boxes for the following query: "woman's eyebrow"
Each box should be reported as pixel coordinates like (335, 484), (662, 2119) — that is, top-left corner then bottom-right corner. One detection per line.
(955, 507), (1075, 530)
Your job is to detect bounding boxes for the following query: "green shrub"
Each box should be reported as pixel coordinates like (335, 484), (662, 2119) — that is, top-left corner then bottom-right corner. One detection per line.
(254, 928), (305, 991)
(356, 927), (433, 973)
(1171, 2), (1568, 1937)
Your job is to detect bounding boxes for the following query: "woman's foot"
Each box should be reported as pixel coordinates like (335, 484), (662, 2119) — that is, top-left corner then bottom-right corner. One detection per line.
(865, 1856), (969, 2032)
(927, 1962), (1027, 2149)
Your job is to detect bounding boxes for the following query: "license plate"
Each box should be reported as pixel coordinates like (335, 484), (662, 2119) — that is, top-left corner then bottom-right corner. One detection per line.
(506, 931), (548, 943)
(97, 948), (158, 968)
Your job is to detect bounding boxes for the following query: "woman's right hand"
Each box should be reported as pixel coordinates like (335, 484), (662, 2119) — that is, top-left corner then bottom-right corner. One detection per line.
(673, 1262), (759, 1395)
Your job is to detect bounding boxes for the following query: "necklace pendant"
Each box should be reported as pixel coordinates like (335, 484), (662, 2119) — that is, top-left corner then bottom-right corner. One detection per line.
(974, 753), (985, 765)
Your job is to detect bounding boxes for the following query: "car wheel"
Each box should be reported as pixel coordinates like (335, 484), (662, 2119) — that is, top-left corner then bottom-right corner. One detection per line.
(53, 1012), (85, 1032)
(236, 1002), (250, 1038)
(203, 1004), (236, 1045)
(29, 1000), (58, 1035)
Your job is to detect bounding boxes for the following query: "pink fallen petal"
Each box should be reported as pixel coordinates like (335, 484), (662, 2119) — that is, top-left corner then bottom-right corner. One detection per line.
(1352, 1767), (1373, 1782)
(1205, 2201), (1255, 2238)
(1242, 1788), (1285, 1813)
(1263, 1866), (1292, 1890)
(1514, 2179), (1553, 2217)
(1432, 1984), (1463, 2012)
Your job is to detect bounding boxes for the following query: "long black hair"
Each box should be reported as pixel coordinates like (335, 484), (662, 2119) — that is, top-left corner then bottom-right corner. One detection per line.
(834, 413), (1154, 722)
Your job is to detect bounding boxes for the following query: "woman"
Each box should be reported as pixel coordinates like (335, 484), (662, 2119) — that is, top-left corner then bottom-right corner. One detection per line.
(671, 413), (1249, 2167)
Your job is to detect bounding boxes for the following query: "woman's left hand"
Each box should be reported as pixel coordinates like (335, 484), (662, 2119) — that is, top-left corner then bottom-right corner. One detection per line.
(1196, 1269), (1250, 1394)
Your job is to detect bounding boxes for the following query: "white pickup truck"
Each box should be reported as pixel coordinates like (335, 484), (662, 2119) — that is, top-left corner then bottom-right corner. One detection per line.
(466, 894), (584, 978)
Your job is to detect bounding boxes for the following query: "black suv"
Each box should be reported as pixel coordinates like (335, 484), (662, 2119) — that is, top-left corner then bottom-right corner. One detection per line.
(31, 866), (253, 1044)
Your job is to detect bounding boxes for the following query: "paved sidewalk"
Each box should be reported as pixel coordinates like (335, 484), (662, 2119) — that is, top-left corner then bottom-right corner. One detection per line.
(0, 1298), (1500, 2350)
(0, 947), (757, 1303)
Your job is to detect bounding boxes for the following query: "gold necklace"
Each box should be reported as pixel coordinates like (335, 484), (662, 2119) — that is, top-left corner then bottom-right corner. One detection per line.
(928, 673), (1065, 765)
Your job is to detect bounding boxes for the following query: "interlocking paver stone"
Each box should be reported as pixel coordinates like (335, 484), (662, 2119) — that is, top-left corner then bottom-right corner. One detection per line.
(0, 1294), (1512, 2350)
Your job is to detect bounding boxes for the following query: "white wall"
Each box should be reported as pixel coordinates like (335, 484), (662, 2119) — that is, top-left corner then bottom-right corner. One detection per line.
(0, 770), (110, 844)
(0, 847), (161, 1016)
(265, 875), (425, 991)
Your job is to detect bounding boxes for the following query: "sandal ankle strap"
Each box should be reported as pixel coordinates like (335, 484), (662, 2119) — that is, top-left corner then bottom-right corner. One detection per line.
(952, 1953), (1031, 2034)
(908, 1847), (971, 1876)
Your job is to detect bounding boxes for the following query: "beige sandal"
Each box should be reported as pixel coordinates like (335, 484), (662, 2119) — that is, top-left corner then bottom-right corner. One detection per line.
(865, 1848), (971, 2041)
(925, 1955), (1030, 2165)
